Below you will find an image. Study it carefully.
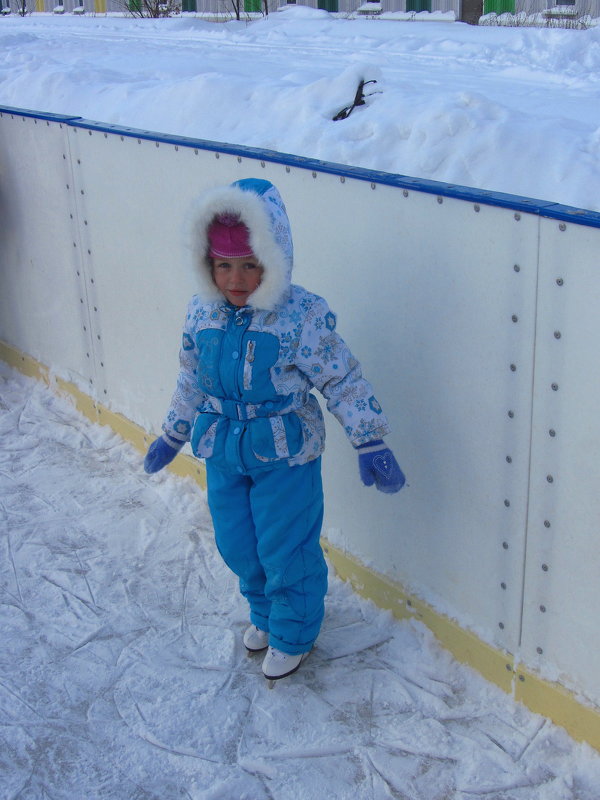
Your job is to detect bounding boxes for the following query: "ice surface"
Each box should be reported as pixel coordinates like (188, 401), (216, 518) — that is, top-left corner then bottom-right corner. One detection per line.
(0, 12), (599, 212)
(1, 361), (600, 799)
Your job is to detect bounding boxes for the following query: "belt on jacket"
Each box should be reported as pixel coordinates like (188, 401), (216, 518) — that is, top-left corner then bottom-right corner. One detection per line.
(217, 398), (294, 421)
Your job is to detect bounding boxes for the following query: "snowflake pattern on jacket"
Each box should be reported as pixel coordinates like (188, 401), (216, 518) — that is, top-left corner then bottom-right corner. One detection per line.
(162, 178), (390, 471)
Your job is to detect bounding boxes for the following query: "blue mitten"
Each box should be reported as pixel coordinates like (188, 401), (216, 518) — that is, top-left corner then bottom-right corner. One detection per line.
(144, 434), (183, 474)
(357, 439), (406, 494)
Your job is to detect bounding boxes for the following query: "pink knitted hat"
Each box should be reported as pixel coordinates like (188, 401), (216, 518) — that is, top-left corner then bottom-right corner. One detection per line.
(207, 213), (254, 259)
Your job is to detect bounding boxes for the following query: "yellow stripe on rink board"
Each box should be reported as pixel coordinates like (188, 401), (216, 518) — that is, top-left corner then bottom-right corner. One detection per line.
(321, 541), (516, 694)
(1, 339), (598, 751)
(514, 666), (600, 751)
(1, 341), (50, 384)
(0, 340), (206, 489)
(322, 542), (600, 751)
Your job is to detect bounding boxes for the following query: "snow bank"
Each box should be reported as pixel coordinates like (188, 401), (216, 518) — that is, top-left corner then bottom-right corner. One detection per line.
(0, 13), (599, 211)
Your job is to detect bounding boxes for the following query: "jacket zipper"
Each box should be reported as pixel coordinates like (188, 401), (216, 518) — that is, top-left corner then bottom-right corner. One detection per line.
(233, 308), (248, 401)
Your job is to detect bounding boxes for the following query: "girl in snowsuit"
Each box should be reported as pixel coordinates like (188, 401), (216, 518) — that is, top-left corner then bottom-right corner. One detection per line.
(144, 178), (405, 682)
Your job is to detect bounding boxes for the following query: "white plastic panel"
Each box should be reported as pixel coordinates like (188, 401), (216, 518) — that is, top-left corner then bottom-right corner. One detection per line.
(0, 113), (91, 384)
(282, 174), (540, 653)
(64, 128), (216, 429)
(521, 219), (600, 706)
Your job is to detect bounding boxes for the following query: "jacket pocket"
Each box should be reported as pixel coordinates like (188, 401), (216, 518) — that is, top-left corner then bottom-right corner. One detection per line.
(249, 413), (304, 462)
(190, 414), (218, 458)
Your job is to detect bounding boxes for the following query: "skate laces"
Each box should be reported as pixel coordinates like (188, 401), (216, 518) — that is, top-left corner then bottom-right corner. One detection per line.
(268, 646), (288, 661)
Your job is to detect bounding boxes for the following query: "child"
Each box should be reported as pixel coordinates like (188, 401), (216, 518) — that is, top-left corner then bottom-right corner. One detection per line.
(144, 178), (405, 683)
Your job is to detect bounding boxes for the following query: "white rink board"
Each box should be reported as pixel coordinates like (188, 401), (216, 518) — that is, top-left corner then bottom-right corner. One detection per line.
(0, 113), (91, 383)
(1, 107), (599, 706)
(521, 218), (600, 704)
(64, 127), (209, 428)
(286, 177), (540, 656)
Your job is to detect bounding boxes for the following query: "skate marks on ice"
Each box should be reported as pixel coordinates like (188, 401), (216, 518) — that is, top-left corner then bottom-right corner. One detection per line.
(1, 365), (600, 800)
(236, 600), (562, 800)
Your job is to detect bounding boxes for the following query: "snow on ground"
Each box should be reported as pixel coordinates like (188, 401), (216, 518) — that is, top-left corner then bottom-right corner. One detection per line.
(0, 10), (599, 212)
(2, 363), (600, 798)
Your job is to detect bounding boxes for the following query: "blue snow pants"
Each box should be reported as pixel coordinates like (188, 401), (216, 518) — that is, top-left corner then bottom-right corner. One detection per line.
(205, 457), (327, 655)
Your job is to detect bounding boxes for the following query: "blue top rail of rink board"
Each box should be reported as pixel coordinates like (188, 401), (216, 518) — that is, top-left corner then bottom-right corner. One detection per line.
(2, 104), (600, 230)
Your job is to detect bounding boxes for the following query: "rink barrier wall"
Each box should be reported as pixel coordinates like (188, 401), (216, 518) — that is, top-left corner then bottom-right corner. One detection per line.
(2, 337), (599, 750)
(1, 105), (599, 750)
(6, 105), (600, 228)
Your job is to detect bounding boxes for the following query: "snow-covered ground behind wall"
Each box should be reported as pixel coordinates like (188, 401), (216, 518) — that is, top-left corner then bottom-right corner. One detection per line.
(0, 9), (599, 212)
(2, 366), (600, 798)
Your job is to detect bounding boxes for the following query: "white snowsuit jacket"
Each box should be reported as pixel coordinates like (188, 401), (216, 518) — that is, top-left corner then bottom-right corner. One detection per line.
(162, 178), (390, 475)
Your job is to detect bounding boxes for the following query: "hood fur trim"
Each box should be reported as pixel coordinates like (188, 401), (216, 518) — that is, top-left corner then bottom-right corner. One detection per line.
(185, 182), (292, 311)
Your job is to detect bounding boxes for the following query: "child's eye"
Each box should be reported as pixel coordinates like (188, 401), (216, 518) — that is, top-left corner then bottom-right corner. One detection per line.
(243, 262), (259, 270)
(215, 262), (230, 270)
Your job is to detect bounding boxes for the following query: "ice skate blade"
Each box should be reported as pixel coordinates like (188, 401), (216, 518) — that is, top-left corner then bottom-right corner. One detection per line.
(267, 679), (276, 690)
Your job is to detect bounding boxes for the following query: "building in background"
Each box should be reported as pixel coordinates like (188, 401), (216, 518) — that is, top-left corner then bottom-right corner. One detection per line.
(3, 0), (598, 25)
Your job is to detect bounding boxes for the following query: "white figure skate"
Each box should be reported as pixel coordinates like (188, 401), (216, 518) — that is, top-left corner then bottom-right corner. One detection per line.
(243, 625), (269, 653)
(262, 646), (310, 689)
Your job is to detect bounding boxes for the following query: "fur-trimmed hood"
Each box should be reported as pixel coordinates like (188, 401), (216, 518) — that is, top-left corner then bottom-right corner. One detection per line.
(187, 178), (293, 311)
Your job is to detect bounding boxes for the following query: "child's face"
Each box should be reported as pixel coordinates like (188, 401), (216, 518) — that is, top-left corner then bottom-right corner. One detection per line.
(211, 255), (264, 307)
